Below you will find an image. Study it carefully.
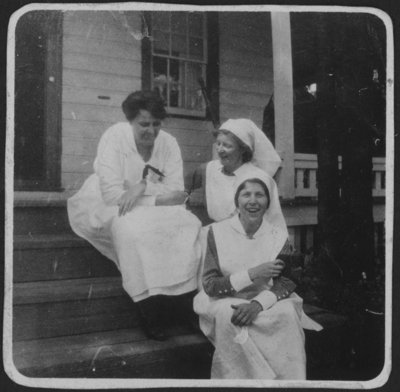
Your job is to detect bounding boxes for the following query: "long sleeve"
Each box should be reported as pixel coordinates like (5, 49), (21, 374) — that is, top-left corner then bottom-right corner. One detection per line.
(144, 136), (184, 195)
(95, 128), (126, 206)
(202, 226), (298, 308)
(252, 276), (296, 311)
(253, 240), (298, 310)
(275, 239), (302, 284)
(190, 163), (206, 192)
(202, 227), (237, 297)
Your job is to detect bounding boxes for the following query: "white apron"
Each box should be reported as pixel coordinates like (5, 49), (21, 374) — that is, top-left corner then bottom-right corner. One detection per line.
(194, 217), (322, 380)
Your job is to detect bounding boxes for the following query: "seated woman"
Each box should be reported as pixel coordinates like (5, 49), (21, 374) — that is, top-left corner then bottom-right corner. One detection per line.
(190, 118), (282, 222)
(68, 90), (201, 341)
(193, 172), (322, 380)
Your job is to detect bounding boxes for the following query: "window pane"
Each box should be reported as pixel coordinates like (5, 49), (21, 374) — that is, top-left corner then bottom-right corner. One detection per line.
(152, 12), (169, 32)
(171, 12), (186, 34)
(189, 37), (204, 61)
(185, 62), (205, 111)
(171, 34), (187, 57)
(189, 12), (203, 37)
(169, 59), (184, 107)
(153, 56), (168, 103)
(153, 30), (169, 54)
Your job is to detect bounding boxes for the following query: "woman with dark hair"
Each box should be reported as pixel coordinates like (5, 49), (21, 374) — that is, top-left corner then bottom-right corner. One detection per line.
(68, 90), (202, 340)
(193, 172), (322, 379)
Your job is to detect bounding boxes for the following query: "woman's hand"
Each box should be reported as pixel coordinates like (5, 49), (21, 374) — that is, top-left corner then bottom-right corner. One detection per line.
(248, 259), (285, 282)
(231, 301), (263, 326)
(118, 180), (146, 216)
(155, 191), (188, 206)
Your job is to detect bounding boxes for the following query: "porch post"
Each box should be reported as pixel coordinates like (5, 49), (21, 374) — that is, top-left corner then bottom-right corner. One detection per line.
(271, 12), (295, 199)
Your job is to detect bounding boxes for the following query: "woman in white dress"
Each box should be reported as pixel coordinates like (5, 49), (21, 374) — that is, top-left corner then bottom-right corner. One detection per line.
(68, 91), (202, 340)
(193, 172), (322, 379)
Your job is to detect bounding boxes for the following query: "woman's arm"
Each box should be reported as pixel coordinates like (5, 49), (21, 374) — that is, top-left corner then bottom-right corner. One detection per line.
(153, 158), (207, 206)
(203, 228), (285, 298)
(190, 163), (206, 192)
(155, 191), (188, 206)
(95, 127), (129, 206)
(251, 240), (298, 309)
(202, 228), (236, 297)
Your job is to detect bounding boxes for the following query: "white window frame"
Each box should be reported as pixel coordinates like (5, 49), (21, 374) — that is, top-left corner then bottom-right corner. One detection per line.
(150, 12), (208, 117)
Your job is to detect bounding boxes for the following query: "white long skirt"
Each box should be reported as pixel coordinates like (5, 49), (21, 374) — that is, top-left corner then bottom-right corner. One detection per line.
(110, 206), (202, 301)
(68, 174), (202, 302)
(194, 291), (312, 380)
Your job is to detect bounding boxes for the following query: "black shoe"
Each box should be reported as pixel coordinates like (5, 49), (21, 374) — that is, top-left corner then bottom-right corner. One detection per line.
(137, 296), (167, 341)
(142, 322), (167, 341)
(174, 291), (201, 332)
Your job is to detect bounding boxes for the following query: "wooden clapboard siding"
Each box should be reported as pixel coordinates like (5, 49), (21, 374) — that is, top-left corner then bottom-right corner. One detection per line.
(62, 103), (126, 124)
(219, 12), (273, 127)
(63, 11), (143, 45)
(221, 48), (273, 69)
(221, 62), (273, 81)
(61, 11), (214, 192)
(220, 103), (266, 127)
(63, 69), (139, 93)
(64, 52), (141, 78)
(63, 86), (129, 109)
(62, 155), (94, 175)
(164, 118), (214, 189)
(220, 90), (270, 110)
(63, 33), (141, 61)
(220, 75), (273, 96)
(61, 11), (142, 190)
(63, 119), (114, 139)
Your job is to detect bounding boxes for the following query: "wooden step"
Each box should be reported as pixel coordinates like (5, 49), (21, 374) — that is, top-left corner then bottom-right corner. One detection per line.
(13, 295), (139, 341)
(13, 277), (133, 341)
(14, 205), (73, 236)
(13, 196), (211, 237)
(13, 234), (119, 282)
(13, 276), (124, 305)
(13, 327), (213, 378)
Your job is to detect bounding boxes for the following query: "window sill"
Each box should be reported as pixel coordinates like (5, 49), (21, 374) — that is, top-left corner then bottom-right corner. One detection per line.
(167, 107), (206, 119)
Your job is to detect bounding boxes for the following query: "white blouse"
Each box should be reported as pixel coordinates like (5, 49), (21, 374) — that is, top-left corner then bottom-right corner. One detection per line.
(94, 122), (184, 206)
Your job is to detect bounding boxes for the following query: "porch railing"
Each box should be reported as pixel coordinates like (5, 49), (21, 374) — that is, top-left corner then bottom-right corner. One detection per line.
(294, 154), (386, 198)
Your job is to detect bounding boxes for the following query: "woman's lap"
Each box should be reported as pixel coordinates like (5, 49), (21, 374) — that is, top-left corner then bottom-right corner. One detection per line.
(110, 206), (202, 299)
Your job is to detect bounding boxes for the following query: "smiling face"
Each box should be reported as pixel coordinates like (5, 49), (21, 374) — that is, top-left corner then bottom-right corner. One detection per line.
(237, 181), (269, 224)
(216, 132), (244, 172)
(131, 109), (162, 148)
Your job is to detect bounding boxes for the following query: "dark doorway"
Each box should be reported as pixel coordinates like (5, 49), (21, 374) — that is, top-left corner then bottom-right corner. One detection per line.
(14, 10), (63, 190)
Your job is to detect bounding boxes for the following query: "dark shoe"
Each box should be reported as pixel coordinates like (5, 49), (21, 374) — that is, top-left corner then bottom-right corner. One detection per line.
(142, 322), (167, 341)
(137, 297), (167, 341)
(174, 291), (201, 332)
(186, 311), (201, 333)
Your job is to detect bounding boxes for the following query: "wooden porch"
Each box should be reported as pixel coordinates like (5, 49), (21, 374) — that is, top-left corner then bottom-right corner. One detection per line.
(11, 192), (373, 380)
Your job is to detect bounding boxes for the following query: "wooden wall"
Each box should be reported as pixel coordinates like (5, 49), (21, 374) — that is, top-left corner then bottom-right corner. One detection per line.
(61, 11), (142, 191)
(219, 12), (273, 128)
(61, 11), (214, 192)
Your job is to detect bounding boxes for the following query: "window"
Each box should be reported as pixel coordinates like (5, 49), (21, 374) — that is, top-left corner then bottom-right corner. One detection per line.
(14, 10), (62, 190)
(143, 11), (215, 118)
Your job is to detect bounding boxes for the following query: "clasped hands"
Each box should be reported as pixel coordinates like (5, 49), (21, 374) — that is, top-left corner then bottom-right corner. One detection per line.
(230, 259), (285, 327)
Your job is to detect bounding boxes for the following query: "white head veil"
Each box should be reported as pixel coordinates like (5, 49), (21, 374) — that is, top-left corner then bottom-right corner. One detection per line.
(234, 170), (288, 253)
(219, 118), (281, 178)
